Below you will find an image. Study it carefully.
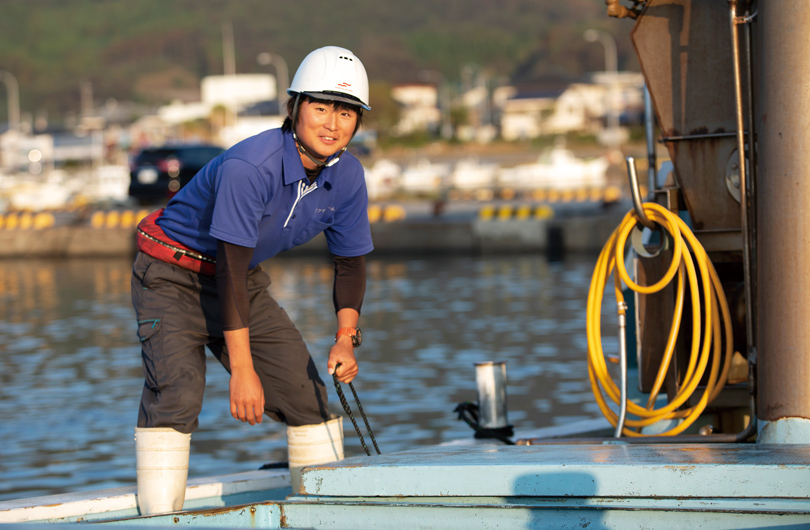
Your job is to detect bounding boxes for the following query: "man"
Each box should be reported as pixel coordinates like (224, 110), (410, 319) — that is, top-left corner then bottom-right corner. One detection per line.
(131, 46), (372, 514)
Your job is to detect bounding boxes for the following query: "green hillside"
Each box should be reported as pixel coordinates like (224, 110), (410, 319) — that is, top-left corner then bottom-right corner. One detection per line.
(0, 0), (638, 123)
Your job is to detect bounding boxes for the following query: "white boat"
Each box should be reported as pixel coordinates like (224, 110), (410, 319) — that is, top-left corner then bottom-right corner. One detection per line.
(363, 158), (401, 200)
(448, 158), (498, 191)
(0, 166), (130, 212)
(497, 144), (609, 191)
(398, 158), (450, 194)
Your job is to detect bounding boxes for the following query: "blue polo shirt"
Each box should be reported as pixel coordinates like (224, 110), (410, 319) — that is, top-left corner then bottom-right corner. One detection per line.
(157, 129), (373, 268)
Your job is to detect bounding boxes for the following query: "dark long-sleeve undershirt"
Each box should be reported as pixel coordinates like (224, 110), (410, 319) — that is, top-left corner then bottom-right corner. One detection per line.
(216, 240), (253, 331)
(216, 240), (366, 330)
(332, 254), (366, 314)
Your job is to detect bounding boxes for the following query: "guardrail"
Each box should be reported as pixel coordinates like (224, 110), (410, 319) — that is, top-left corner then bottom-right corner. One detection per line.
(0, 212), (56, 230)
(0, 205), (410, 231)
(0, 191), (621, 232)
(89, 210), (151, 229)
(478, 204), (555, 221)
(368, 204), (407, 223)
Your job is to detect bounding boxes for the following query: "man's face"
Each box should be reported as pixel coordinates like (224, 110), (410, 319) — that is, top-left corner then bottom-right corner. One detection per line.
(294, 99), (358, 169)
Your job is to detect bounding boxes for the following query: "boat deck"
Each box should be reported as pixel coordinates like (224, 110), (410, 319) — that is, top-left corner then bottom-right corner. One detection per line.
(4, 441), (809, 528)
(105, 442), (810, 529)
(298, 442), (810, 499)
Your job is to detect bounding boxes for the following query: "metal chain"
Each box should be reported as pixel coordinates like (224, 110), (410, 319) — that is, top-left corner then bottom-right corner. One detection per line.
(332, 372), (381, 456)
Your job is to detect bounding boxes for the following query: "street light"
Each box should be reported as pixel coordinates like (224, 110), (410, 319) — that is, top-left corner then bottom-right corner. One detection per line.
(0, 70), (20, 134)
(461, 62), (491, 128)
(584, 29), (620, 149)
(257, 52), (289, 117)
(418, 69), (452, 139)
(0, 70), (20, 172)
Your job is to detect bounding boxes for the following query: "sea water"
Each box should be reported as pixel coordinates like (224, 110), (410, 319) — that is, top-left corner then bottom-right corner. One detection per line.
(0, 253), (616, 501)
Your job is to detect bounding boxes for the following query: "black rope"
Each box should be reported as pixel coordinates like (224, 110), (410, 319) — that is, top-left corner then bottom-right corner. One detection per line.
(347, 379), (381, 455)
(454, 402), (515, 445)
(332, 369), (381, 456)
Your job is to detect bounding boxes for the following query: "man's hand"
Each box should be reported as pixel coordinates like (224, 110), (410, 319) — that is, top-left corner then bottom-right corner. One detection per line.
(328, 337), (359, 383)
(229, 367), (265, 425)
(224, 328), (264, 425)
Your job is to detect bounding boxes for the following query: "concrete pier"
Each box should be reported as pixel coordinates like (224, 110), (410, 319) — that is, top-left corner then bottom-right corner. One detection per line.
(0, 200), (628, 259)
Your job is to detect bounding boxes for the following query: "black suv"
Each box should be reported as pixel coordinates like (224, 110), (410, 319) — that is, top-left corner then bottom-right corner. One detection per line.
(129, 144), (225, 205)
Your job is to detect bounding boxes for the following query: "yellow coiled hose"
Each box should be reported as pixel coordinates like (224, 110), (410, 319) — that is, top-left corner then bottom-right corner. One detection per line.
(587, 202), (734, 436)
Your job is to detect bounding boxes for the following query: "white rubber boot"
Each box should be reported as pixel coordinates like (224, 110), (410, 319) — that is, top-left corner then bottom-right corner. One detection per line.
(286, 415), (344, 494)
(134, 427), (191, 515)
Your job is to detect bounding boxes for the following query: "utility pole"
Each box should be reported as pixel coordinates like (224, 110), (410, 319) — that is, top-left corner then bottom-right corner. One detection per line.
(257, 52), (289, 116)
(222, 21), (236, 76)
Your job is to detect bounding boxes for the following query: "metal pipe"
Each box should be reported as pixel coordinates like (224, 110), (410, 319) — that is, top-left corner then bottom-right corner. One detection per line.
(660, 131), (740, 142)
(584, 29), (620, 151)
(756, 0), (810, 442)
(626, 156), (655, 229)
(742, 2), (758, 370)
(615, 305), (629, 438)
(644, 84), (656, 197)
(0, 70), (20, 134)
(257, 53), (289, 116)
(475, 362), (509, 429)
(734, 394), (758, 443)
(729, 0), (756, 404)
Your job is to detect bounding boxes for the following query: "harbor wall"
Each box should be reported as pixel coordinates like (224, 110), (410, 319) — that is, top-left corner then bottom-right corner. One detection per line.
(0, 205), (628, 259)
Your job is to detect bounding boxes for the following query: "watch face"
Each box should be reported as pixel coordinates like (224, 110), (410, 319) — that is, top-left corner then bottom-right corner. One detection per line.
(352, 328), (362, 347)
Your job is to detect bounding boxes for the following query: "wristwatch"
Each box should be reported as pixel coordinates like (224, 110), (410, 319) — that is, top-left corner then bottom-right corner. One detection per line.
(335, 327), (362, 348)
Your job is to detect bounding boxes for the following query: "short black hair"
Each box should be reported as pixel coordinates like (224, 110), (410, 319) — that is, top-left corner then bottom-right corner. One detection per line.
(282, 94), (365, 133)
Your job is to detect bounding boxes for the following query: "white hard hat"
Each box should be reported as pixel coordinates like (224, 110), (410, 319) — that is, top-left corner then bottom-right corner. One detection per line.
(287, 46), (370, 110)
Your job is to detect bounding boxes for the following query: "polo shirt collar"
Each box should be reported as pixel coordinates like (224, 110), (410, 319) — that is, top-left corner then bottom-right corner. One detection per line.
(281, 129), (339, 187)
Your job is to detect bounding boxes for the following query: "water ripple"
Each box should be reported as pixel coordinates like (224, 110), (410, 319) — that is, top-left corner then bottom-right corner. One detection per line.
(0, 254), (604, 501)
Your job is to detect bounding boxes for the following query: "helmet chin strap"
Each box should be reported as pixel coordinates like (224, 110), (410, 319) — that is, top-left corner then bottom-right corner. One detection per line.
(291, 94), (348, 169)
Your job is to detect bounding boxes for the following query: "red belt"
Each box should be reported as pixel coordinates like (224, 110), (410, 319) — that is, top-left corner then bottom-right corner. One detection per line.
(136, 209), (216, 276)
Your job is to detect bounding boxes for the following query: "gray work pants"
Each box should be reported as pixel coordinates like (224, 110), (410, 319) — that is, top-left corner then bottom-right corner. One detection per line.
(131, 252), (329, 433)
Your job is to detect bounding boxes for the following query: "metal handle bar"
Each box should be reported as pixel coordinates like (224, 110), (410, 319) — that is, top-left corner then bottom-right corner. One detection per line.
(626, 156), (655, 230)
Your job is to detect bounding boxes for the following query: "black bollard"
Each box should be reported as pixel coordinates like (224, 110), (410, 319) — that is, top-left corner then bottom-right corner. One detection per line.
(546, 224), (564, 262)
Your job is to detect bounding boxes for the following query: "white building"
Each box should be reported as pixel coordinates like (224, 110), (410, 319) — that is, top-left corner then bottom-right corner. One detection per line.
(499, 88), (563, 141)
(146, 74), (282, 147)
(390, 84), (441, 136)
(200, 74), (276, 109)
(498, 72), (645, 141)
(544, 83), (605, 134)
(156, 73), (277, 125)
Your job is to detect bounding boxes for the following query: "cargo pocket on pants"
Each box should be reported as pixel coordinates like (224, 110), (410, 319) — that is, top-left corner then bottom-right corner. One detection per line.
(137, 318), (163, 391)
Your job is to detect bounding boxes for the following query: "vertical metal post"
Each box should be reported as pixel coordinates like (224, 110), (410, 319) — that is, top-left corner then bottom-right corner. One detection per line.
(756, 0), (810, 443)
(0, 70), (20, 172)
(644, 85), (656, 196)
(584, 29), (621, 151)
(475, 362), (509, 429)
(257, 53), (289, 116)
(0, 70), (20, 135)
(222, 21), (236, 76)
(616, 306), (629, 438)
(741, 0), (760, 441)
(729, 0), (754, 364)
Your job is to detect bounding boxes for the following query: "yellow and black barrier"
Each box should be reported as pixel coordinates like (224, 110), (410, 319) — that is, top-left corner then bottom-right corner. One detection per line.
(0, 212), (56, 230)
(2, 206), (405, 230)
(478, 186), (624, 221)
(0, 209), (153, 231)
(525, 186), (623, 204)
(479, 204), (555, 221)
(368, 204), (407, 223)
(89, 210), (151, 229)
